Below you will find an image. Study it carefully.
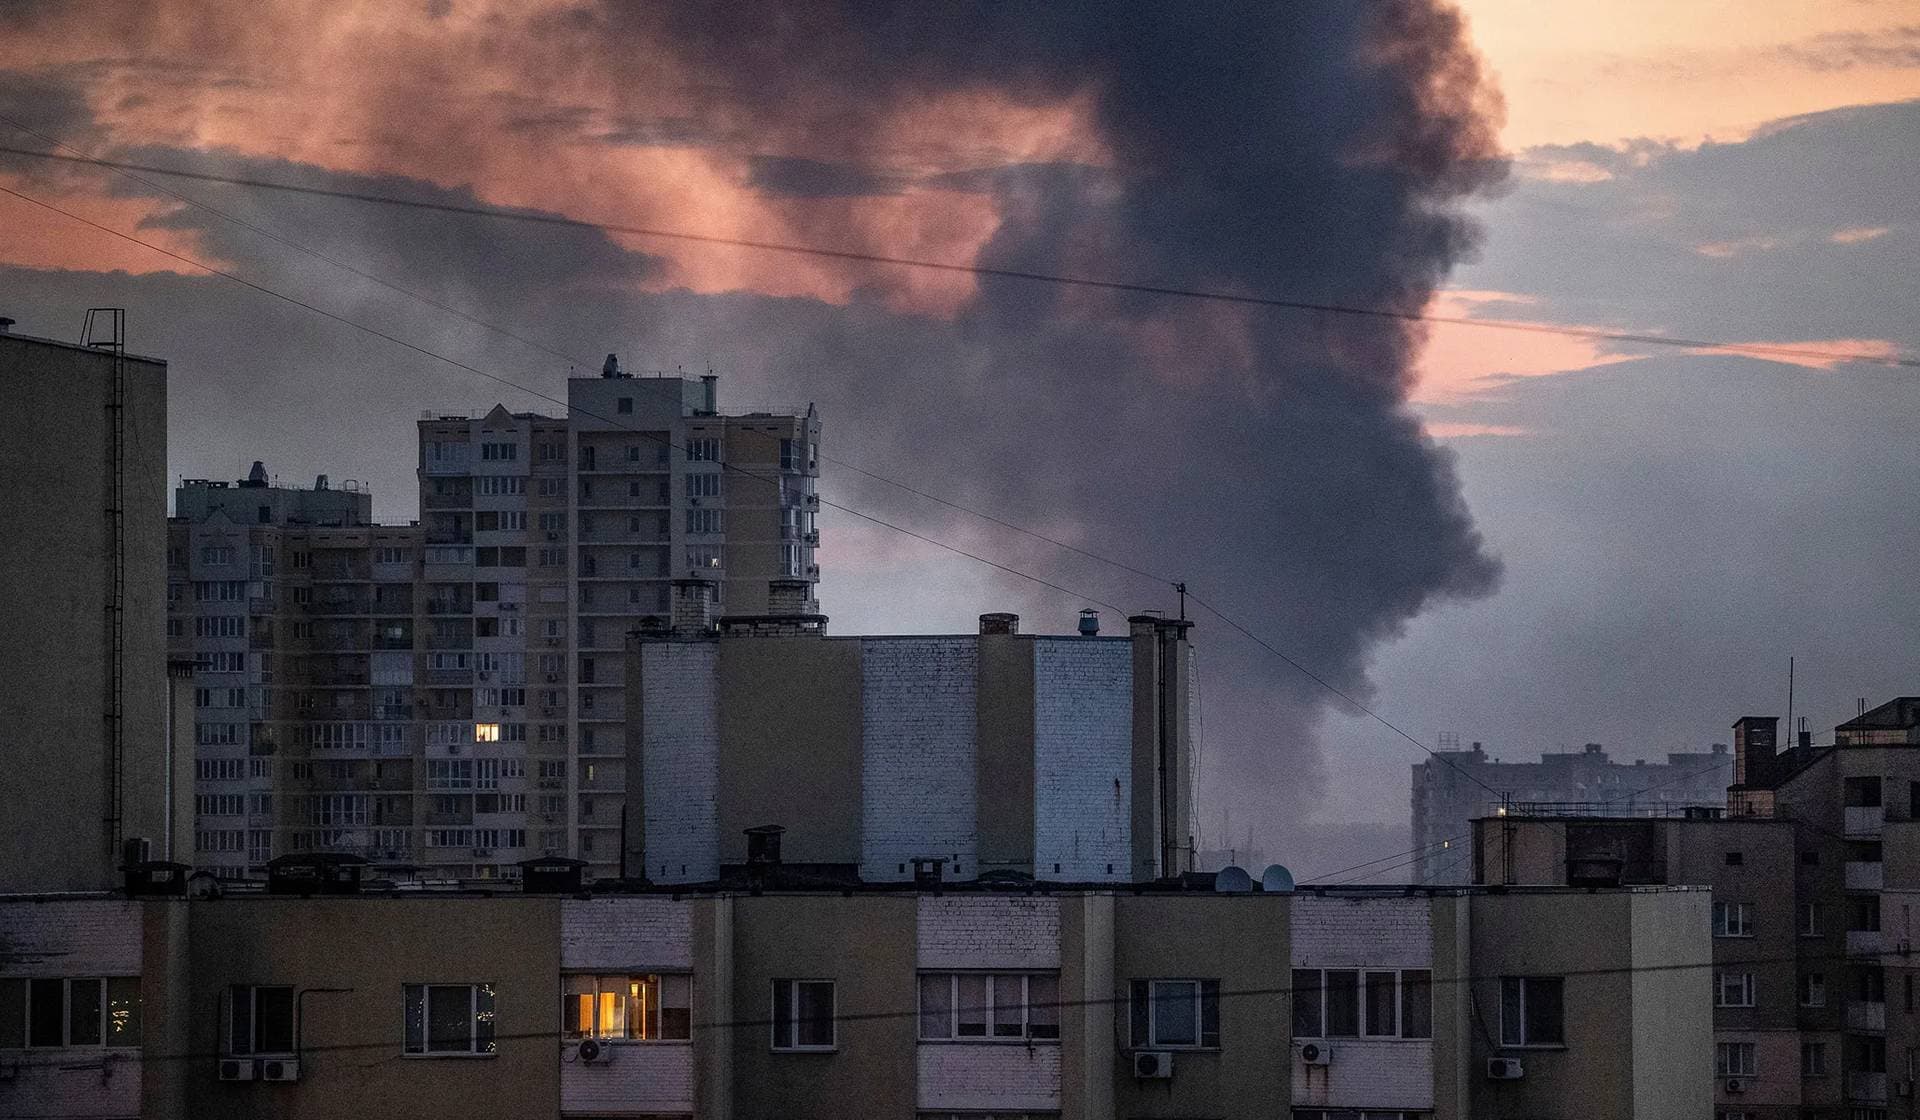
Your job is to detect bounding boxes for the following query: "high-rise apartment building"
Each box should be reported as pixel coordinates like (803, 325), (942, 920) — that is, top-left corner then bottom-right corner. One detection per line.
(1, 312), (190, 891)
(1410, 739), (1732, 883)
(172, 369), (820, 880)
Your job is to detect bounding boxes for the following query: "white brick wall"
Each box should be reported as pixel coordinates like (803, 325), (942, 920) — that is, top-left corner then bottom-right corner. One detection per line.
(1032, 639), (1132, 882)
(640, 643), (719, 884)
(0, 899), (144, 977)
(1290, 895), (1432, 969)
(560, 1043), (695, 1116)
(1292, 1039), (1434, 1111)
(561, 898), (694, 971)
(0, 900), (145, 1119)
(1290, 895), (1434, 1110)
(861, 639), (978, 882)
(917, 897), (1061, 970)
(917, 1043), (1062, 1112)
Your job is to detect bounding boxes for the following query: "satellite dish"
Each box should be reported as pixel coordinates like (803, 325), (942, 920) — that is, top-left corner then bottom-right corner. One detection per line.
(1260, 864), (1296, 893)
(1214, 865), (1254, 894)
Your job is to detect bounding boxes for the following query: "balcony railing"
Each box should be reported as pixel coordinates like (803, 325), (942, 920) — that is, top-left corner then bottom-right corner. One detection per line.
(1849, 1072), (1888, 1103)
(1848, 930), (1886, 957)
(1847, 1000), (1888, 1031)
(1847, 860), (1886, 891)
(1846, 805), (1886, 837)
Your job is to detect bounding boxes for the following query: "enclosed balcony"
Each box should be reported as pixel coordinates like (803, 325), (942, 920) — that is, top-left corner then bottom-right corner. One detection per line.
(1848, 1000), (1888, 1031)
(1846, 805), (1885, 837)
(1849, 1072), (1888, 1103)
(1847, 861), (1886, 891)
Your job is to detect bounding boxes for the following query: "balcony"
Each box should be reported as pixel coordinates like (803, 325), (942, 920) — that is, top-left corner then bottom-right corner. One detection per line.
(1849, 1072), (1888, 1103)
(1846, 805), (1885, 837)
(1847, 860), (1886, 891)
(1847, 1000), (1888, 1031)
(1848, 930), (1885, 957)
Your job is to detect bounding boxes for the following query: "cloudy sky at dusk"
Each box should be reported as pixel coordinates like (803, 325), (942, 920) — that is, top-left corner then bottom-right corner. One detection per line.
(3, 1), (1916, 878)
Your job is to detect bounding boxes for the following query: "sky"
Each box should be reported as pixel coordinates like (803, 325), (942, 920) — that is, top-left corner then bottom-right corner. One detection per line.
(1, 1), (1916, 881)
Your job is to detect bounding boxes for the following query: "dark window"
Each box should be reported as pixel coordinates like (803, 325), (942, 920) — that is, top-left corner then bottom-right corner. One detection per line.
(28, 979), (62, 1047)
(1500, 976), (1565, 1047)
(230, 985), (294, 1055)
(617, 397), (633, 414)
(1363, 972), (1398, 1036)
(1725, 851), (1744, 866)
(1801, 850), (1819, 866)
(1402, 970), (1433, 1039)
(1324, 970), (1359, 1037)
(1291, 969), (1322, 1037)
(1906, 974), (1914, 1013)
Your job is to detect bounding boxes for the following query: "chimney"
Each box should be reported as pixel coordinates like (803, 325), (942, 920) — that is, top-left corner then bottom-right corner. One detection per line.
(767, 579), (813, 616)
(670, 578), (716, 636)
(978, 612), (1019, 636)
(1732, 716), (1779, 785)
(1078, 609), (1100, 636)
(700, 374), (718, 414)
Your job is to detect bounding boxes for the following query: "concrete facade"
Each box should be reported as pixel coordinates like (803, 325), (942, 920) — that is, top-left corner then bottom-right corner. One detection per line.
(0, 881), (1709, 1120)
(628, 611), (1195, 887)
(1412, 740), (1733, 884)
(171, 374), (819, 882)
(1, 326), (176, 893)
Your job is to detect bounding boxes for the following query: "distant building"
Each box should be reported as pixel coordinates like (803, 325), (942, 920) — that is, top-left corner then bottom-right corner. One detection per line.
(0, 872), (1710, 1119)
(170, 370), (821, 881)
(1475, 697), (1920, 1119)
(1411, 739), (1731, 884)
(0, 313), (191, 891)
(627, 600), (1197, 884)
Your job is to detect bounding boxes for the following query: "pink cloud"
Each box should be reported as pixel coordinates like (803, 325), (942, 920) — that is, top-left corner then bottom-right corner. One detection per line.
(1830, 226), (1891, 245)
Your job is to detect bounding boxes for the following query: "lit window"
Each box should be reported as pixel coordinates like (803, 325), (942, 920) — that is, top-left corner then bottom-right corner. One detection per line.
(561, 975), (692, 1041)
(474, 723), (501, 743)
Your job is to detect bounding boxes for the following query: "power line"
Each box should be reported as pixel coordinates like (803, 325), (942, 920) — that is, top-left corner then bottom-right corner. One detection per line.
(0, 180), (1130, 623)
(3, 140), (1916, 371)
(0, 175), (1524, 807)
(4, 926), (1860, 1070)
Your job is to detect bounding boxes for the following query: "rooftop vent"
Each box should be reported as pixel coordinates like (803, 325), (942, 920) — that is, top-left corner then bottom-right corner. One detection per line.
(602, 353), (621, 378)
(1078, 609), (1099, 636)
(243, 460), (269, 488)
(745, 824), (785, 866)
(979, 612), (1019, 636)
(519, 856), (589, 894)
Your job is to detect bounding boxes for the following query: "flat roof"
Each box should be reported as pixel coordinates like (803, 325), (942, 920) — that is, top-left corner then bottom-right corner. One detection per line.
(0, 329), (167, 366)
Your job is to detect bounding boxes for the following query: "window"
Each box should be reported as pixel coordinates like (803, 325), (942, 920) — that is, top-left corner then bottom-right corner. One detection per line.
(403, 984), (496, 1055)
(0, 977), (140, 1049)
(917, 973), (1059, 1042)
(617, 397), (633, 414)
(1716, 1040), (1757, 1076)
(1292, 968), (1427, 1040)
(1724, 851), (1744, 866)
(687, 437), (720, 462)
(1802, 1039), (1828, 1076)
(562, 975), (692, 1041)
(480, 441), (517, 461)
(780, 438), (800, 471)
(1129, 979), (1220, 1049)
(771, 980), (835, 1051)
(1800, 849), (1819, 866)
(474, 722), (501, 743)
(686, 545), (722, 571)
(1716, 972), (1755, 1007)
(1499, 977), (1564, 1047)
(685, 473), (721, 500)
(686, 509), (723, 534)
(1713, 901), (1753, 938)
(1801, 902), (1821, 937)
(229, 985), (293, 1055)
(1800, 972), (1826, 1008)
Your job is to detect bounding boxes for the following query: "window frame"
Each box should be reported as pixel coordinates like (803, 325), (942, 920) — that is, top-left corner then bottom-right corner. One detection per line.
(1498, 975), (1566, 1049)
(1716, 1039), (1757, 1077)
(1291, 967), (1431, 1041)
(1129, 978), (1221, 1050)
(228, 984), (295, 1057)
(402, 983), (498, 1058)
(1712, 900), (1753, 938)
(561, 973), (693, 1044)
(1715, 971), (1756, 1008)
(915, 972), (1061, 1044)
(770, 979), (837, 1053)
(0, 977), (140, 1050)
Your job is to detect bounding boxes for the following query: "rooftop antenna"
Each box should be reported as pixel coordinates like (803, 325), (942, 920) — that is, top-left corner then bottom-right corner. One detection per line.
(1175, 581), (1187, 620)
(1860, 697), (1869, 717)
(1786, 656), (1794, 751)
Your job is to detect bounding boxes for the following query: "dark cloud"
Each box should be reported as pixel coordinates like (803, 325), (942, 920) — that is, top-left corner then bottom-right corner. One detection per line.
(3, 1), (1511, 867)
(1780, 25), (1920, 72)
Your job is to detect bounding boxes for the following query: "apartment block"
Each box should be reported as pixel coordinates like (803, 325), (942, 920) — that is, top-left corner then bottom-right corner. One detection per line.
(626, 603), (1196, 885)
(0, 869), (1709, 1120)
(1, 313), (190, 892)
(1474, 698), (1920, 1120)
(1412, 739), (1733, 884)
(171, 369), (819, 881)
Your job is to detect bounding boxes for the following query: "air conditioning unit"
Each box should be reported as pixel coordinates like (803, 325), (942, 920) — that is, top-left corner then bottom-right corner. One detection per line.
(1298, 1042), (1331, 1066)
(258, 1057), (300, 1082)
(576, 1038), (612, 1064)
(1132, 1051), (1174, 1080)
(1724, 1077), (1745, 1094)
(218, 1057), (257, 1081)
(1487, 1057), (1524, 1080)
